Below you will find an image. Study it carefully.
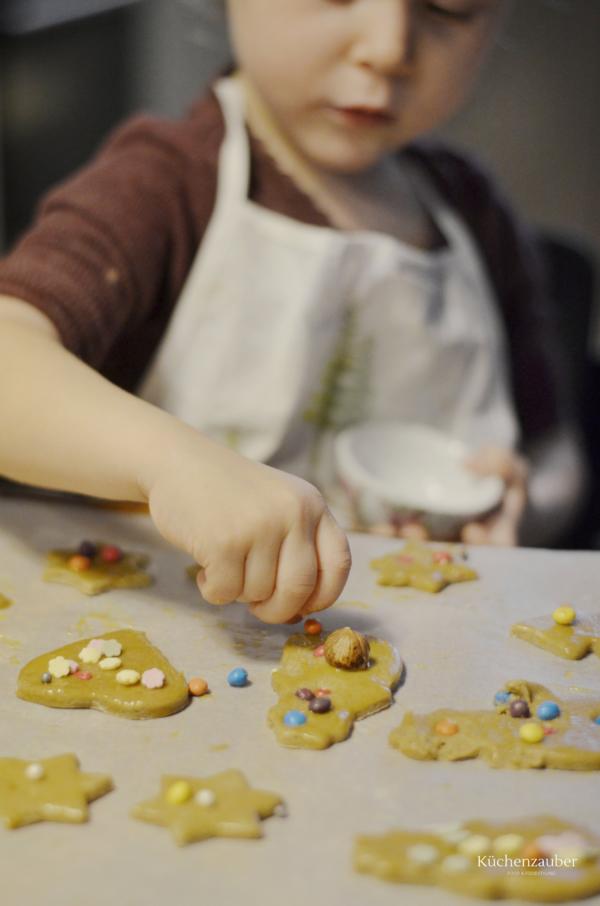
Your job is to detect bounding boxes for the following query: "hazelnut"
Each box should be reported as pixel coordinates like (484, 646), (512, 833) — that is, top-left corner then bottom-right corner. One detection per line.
(324, 627), (370, 670)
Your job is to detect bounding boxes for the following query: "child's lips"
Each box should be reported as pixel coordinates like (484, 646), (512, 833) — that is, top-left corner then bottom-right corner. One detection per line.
(328, 105), (394, 128)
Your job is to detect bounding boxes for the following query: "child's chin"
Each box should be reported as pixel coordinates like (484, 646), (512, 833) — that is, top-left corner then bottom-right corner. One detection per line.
(306, 139), (391, 174)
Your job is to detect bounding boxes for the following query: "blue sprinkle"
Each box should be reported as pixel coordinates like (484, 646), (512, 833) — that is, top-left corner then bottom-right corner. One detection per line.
(494, 691), (511, 704)
(594, 716), (600, 726)
(536, 701), (560, 721)
(227, 667), (248, 688)
(284, 710), (307, 727)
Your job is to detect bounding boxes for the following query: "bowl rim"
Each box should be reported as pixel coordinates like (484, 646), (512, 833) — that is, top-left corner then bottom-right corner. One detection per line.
(334, 421), (504, 517)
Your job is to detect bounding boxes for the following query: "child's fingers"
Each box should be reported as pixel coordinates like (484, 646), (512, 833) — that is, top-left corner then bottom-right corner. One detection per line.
(249, 528), (318, 624)
(398, 520), (429, 541)
(465, 446), (528, 485)
(300, 510), (352, 615)
(236, 536), (280, 605)
(196, 549), (246, 605)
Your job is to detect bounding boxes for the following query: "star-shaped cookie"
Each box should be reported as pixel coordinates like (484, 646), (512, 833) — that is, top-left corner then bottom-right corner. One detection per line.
(390, 680), (600, 770)
(511, 613), (600, 660)
(132, 770), (284, 845)
(0, 753), (112, 828)
(371, 541), (477, 593)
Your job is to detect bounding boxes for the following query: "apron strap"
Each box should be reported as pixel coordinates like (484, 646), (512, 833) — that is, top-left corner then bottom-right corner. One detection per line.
(211, 77), (252, 217)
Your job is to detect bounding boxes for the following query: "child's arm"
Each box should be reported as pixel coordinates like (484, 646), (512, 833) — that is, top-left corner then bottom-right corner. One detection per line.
(0, 296), (351, 623)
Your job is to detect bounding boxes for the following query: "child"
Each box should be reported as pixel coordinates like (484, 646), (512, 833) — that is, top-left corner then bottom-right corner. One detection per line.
(0, 0), (586, 622)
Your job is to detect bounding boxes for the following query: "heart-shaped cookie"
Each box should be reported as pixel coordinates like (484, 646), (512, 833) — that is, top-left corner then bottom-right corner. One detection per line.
(17, 630), (189, 719)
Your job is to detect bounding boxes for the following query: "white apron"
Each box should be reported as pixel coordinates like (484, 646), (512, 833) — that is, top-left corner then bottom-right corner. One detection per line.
(140, 77), (519, 523)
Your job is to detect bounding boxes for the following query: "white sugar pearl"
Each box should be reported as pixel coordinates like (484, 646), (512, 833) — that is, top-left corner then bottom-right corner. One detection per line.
(25, 763), (45, 781)
(116, 669), (140, 686)
(99, 657), (122, 671)
(406, 844), (439, 865)
(440, 854), (470, 873)
(195, 789), (216, 807)
(458, 835), (492, 858)
(79, 646), (102, 664)
(102, 640), (122, 657)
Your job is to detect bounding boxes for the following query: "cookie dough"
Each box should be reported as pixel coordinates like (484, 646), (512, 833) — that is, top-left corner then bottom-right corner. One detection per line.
(390, 680), (600, 770)
(512, 613), (600, 660)
(355, 816), (600, 901)
(0, 754), (112, 828)
(268, 629), (403, 749)
(43, 541), (151, 595)
(371, 541), (477, 592)
(132, 769), (284, 845)
(17, 630), (189, 719)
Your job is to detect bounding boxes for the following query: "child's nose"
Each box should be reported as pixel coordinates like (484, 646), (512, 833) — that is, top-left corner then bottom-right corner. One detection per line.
(350, 0), (415, 77)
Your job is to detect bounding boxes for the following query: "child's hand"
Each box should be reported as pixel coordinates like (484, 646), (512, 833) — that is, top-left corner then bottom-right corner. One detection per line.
(460, 447), (528, 546)
(142, 430), (351, 624)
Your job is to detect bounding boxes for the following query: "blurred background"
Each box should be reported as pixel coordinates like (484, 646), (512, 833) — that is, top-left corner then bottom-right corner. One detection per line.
(0, 0), (598, 545)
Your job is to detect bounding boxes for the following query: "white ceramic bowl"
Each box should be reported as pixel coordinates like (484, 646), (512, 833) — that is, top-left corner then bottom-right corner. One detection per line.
(334, 421), (504, 536)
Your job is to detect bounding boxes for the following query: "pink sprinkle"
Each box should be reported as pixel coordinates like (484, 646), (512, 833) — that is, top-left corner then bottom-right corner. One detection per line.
(74, 670), (93, 680)
(397, 555), (414, 565)
(543, 725), (557, 736)
(433, 551), (452, 564)
(68, 661), (79, 674)
(142, 668), (165, 689)
(313, 645), (325, 658)
(89, 639), (104, 649)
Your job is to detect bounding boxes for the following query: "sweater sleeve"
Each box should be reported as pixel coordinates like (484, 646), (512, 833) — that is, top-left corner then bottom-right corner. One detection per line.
(0, 111), (214, 371)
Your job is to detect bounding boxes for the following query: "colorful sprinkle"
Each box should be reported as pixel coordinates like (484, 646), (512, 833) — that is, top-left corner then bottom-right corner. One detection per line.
(25, 763), (45, 781)
(536, 701), (560, 721)
(440, 854), (470, 873)
(543, 725), (557, 736)
(304, 618), (322, 636)
(295, 687), (314, 701)
(48, 656), (71, 678)
(433, 551), (452, 564)
(283, 710), (307, 727)
(494, 690), (511, 704)
(553, 605), (576, 626)
(594, 716), (600, 726)
(99, 657), (122, 671)
(188, 677), (209, 697)
(227, 667), (248, 687)
(41, 672), (52, 684)
(68, 661), (79, 674)
(458, 835), (491, 858)
(74, 670), (93, 680)
(407, 843), (439, 865)
(116, 669), (140, 686)
(79, 646), (102, 665)
(77, 541), (97, 558)
(493, 834), (525, 856)
(142, 668), (165, 689)
(88, 639), (105, 650)
(195, 789), (216, 807)
(100, 544), (123, 563)
(315, 688), (331, 697)
(309, 697), (332, 714)
(434, 718), (459, 736)
(520, 722), (544, 744)
(338, 710), (350, 720)
(166, 780), (192, 805)
(101, 639), (123, 658)
(68, 554), (92, 572)
(509, 699), (531, 719)
(313, 645), (325, 658)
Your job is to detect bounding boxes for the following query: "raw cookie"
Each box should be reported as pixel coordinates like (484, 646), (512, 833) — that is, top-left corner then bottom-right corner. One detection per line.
(268, 629), (403, 749)
(43, 541), (151, 595)
(132, 769), (284, 845)
(355, 815), (600, 901)
(371, 540), (477, 593)
(0, 754), (112, 828)
(390, 679), (600, 770)
(512, 613), (600, 660)
(17, 630), (189, 719)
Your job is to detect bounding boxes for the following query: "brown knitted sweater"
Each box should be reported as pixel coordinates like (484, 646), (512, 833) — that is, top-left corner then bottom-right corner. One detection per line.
(0, 88), (562, 444)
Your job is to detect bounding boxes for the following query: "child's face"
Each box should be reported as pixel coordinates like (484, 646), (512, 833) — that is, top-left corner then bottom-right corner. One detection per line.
(227, 0), (507, 172)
